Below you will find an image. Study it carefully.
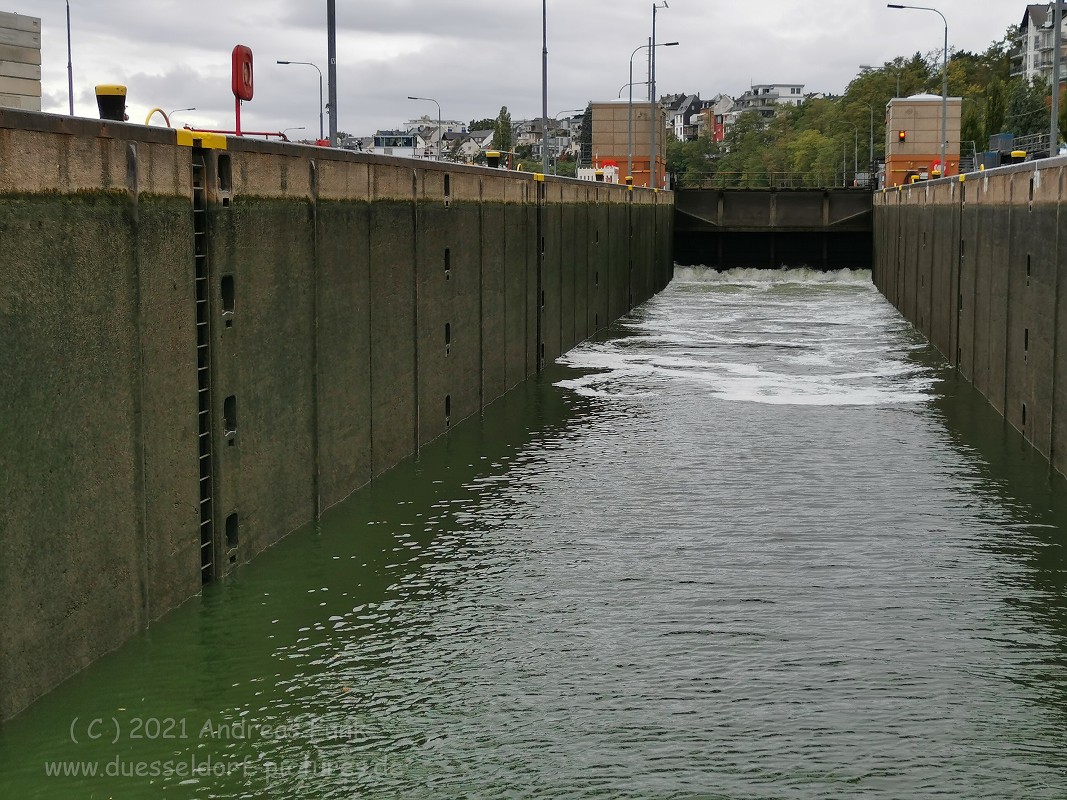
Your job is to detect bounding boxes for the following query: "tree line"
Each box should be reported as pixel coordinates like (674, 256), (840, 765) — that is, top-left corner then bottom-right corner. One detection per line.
(667, 26), (1058, 188)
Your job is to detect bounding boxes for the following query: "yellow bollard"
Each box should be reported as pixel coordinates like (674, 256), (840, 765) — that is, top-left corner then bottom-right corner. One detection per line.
(95, 84), (127, 121)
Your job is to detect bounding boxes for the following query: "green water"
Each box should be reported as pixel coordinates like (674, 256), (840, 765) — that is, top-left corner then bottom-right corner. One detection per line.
(3, 268), (1067, 799)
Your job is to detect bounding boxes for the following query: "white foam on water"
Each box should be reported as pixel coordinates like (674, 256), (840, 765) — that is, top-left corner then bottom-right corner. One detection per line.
(672, 265), (874, 286)
(557, 267), (936, 406)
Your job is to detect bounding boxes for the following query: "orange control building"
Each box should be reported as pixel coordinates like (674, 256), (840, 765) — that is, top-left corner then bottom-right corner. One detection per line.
(884, 93), (962, 187)
(590, 100), (668, 188)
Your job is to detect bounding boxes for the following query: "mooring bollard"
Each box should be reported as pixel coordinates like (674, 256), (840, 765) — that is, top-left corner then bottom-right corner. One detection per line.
(95, 84), (127, 121)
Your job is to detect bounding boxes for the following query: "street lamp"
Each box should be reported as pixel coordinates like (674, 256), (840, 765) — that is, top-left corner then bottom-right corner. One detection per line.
(858, 63), (883, 92)
(857, 65), (885, 162)
(65, 0), (73, 115)
(650, 1), (670, 189)
(861, 101), (876, 179)
(281, 126), (306, 141)
(542, 0), (549, 174)
(408, 96), (442, 160)
(888, 4), (948, 175)
(168, 107), (195, 123)
(277, 60), (324, 141)
(327, 0), (337, 145)
(1052, 1), (1063, 155)
(843, 121), (859, 185)
(629, 40), (678, 183)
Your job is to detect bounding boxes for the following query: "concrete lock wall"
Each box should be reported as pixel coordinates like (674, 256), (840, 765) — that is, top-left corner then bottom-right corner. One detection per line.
(873, 160), (1067, 480)
(0, 108), (674, 721)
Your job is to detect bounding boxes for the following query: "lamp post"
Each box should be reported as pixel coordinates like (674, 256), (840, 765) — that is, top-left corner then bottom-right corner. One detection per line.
(408, 96), (442, 160)
(327, 0), (337, 145)
(65, 0), (73, 115)
(866, 62), (905, 97)
(888, 4), (948, 175)
(281, 126), (306, 141)
(1051, 0), (1063, 156)
(629, 40), (678, 184)
(855, 67), (878, 175)
(843, 121), (859, 185)
(649, 1), (670, 189)
(277, 60), (324, 141)
(862, 102), (875, 177)
(168, 107), (195, 127)
(541, 0), (549, 175)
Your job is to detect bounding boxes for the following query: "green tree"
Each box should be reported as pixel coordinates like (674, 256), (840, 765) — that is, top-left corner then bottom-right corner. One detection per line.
(1006, 77), (1048, 138)
(492, 106), (513, 153)
(578, 103), (593, 166)
(468, 118), (495, 132)
(666, 132), (716, 187)
(714, 111), (771, 187)
(960, 99), (984, 155)
(553, 155), (577, 178)
(984, 77), (1008, 141)
(789, 129), (836, 187)
(646, 24), (1034, 188)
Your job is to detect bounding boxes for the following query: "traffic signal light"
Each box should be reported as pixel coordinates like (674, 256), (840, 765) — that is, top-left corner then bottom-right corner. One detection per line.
(898, 130), (907, 143)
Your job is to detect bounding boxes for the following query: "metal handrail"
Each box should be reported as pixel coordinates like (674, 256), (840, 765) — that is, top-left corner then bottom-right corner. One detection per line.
(674, 171), (875, 190)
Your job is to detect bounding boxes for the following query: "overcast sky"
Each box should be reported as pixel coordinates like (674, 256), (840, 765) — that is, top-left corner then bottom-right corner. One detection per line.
(18, 0), (1020, 139)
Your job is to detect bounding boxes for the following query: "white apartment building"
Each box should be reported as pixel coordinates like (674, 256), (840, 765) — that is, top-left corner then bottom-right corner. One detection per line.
(1013, 4), (1067, 83)
(367, 130), (433, 159)
(734, 83), (805, 118)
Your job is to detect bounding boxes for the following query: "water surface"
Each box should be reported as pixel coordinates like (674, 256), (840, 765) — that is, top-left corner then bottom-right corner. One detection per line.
(3, 267), (1067, 799)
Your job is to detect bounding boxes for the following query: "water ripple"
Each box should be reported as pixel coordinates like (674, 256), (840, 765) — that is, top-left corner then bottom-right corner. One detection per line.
(4, 268), (1067, 799)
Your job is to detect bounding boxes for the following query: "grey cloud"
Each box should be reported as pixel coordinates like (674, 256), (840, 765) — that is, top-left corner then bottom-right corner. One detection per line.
(23, 0), (1020, 140)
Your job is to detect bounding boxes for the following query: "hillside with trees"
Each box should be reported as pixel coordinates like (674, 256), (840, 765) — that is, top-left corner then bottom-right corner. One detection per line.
(667, 26), (1058, 188)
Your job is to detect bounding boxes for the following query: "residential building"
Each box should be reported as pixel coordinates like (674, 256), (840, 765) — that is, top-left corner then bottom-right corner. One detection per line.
(554, 113), (584, 159)
(403, 116), (466, 134)
(735, 83), (805, 118)
(445, 129), (494, 162)
(512, 118), (550, 158)
(666, 94), (705, 140)
(691, 94), (735, 142)
(367, 130), (430, 159)
(403, 115), (466, 155)
(511, 116), (582, 162)
(1012, 4), (1067, 83)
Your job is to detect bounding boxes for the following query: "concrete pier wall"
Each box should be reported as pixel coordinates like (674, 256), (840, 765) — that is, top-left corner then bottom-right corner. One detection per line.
(873, 160), (1066, 480)
(0, 110), (673, 721)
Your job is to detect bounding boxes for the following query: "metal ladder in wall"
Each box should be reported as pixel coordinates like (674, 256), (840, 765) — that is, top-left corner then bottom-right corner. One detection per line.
(192, 152), (215, 584)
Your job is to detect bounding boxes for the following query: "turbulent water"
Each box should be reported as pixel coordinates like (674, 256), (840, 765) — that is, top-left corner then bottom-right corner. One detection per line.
(3, 267), (1067, 799)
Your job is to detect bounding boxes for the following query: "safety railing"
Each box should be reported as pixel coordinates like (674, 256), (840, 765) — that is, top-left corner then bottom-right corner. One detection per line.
(674, 171), (874, 190)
